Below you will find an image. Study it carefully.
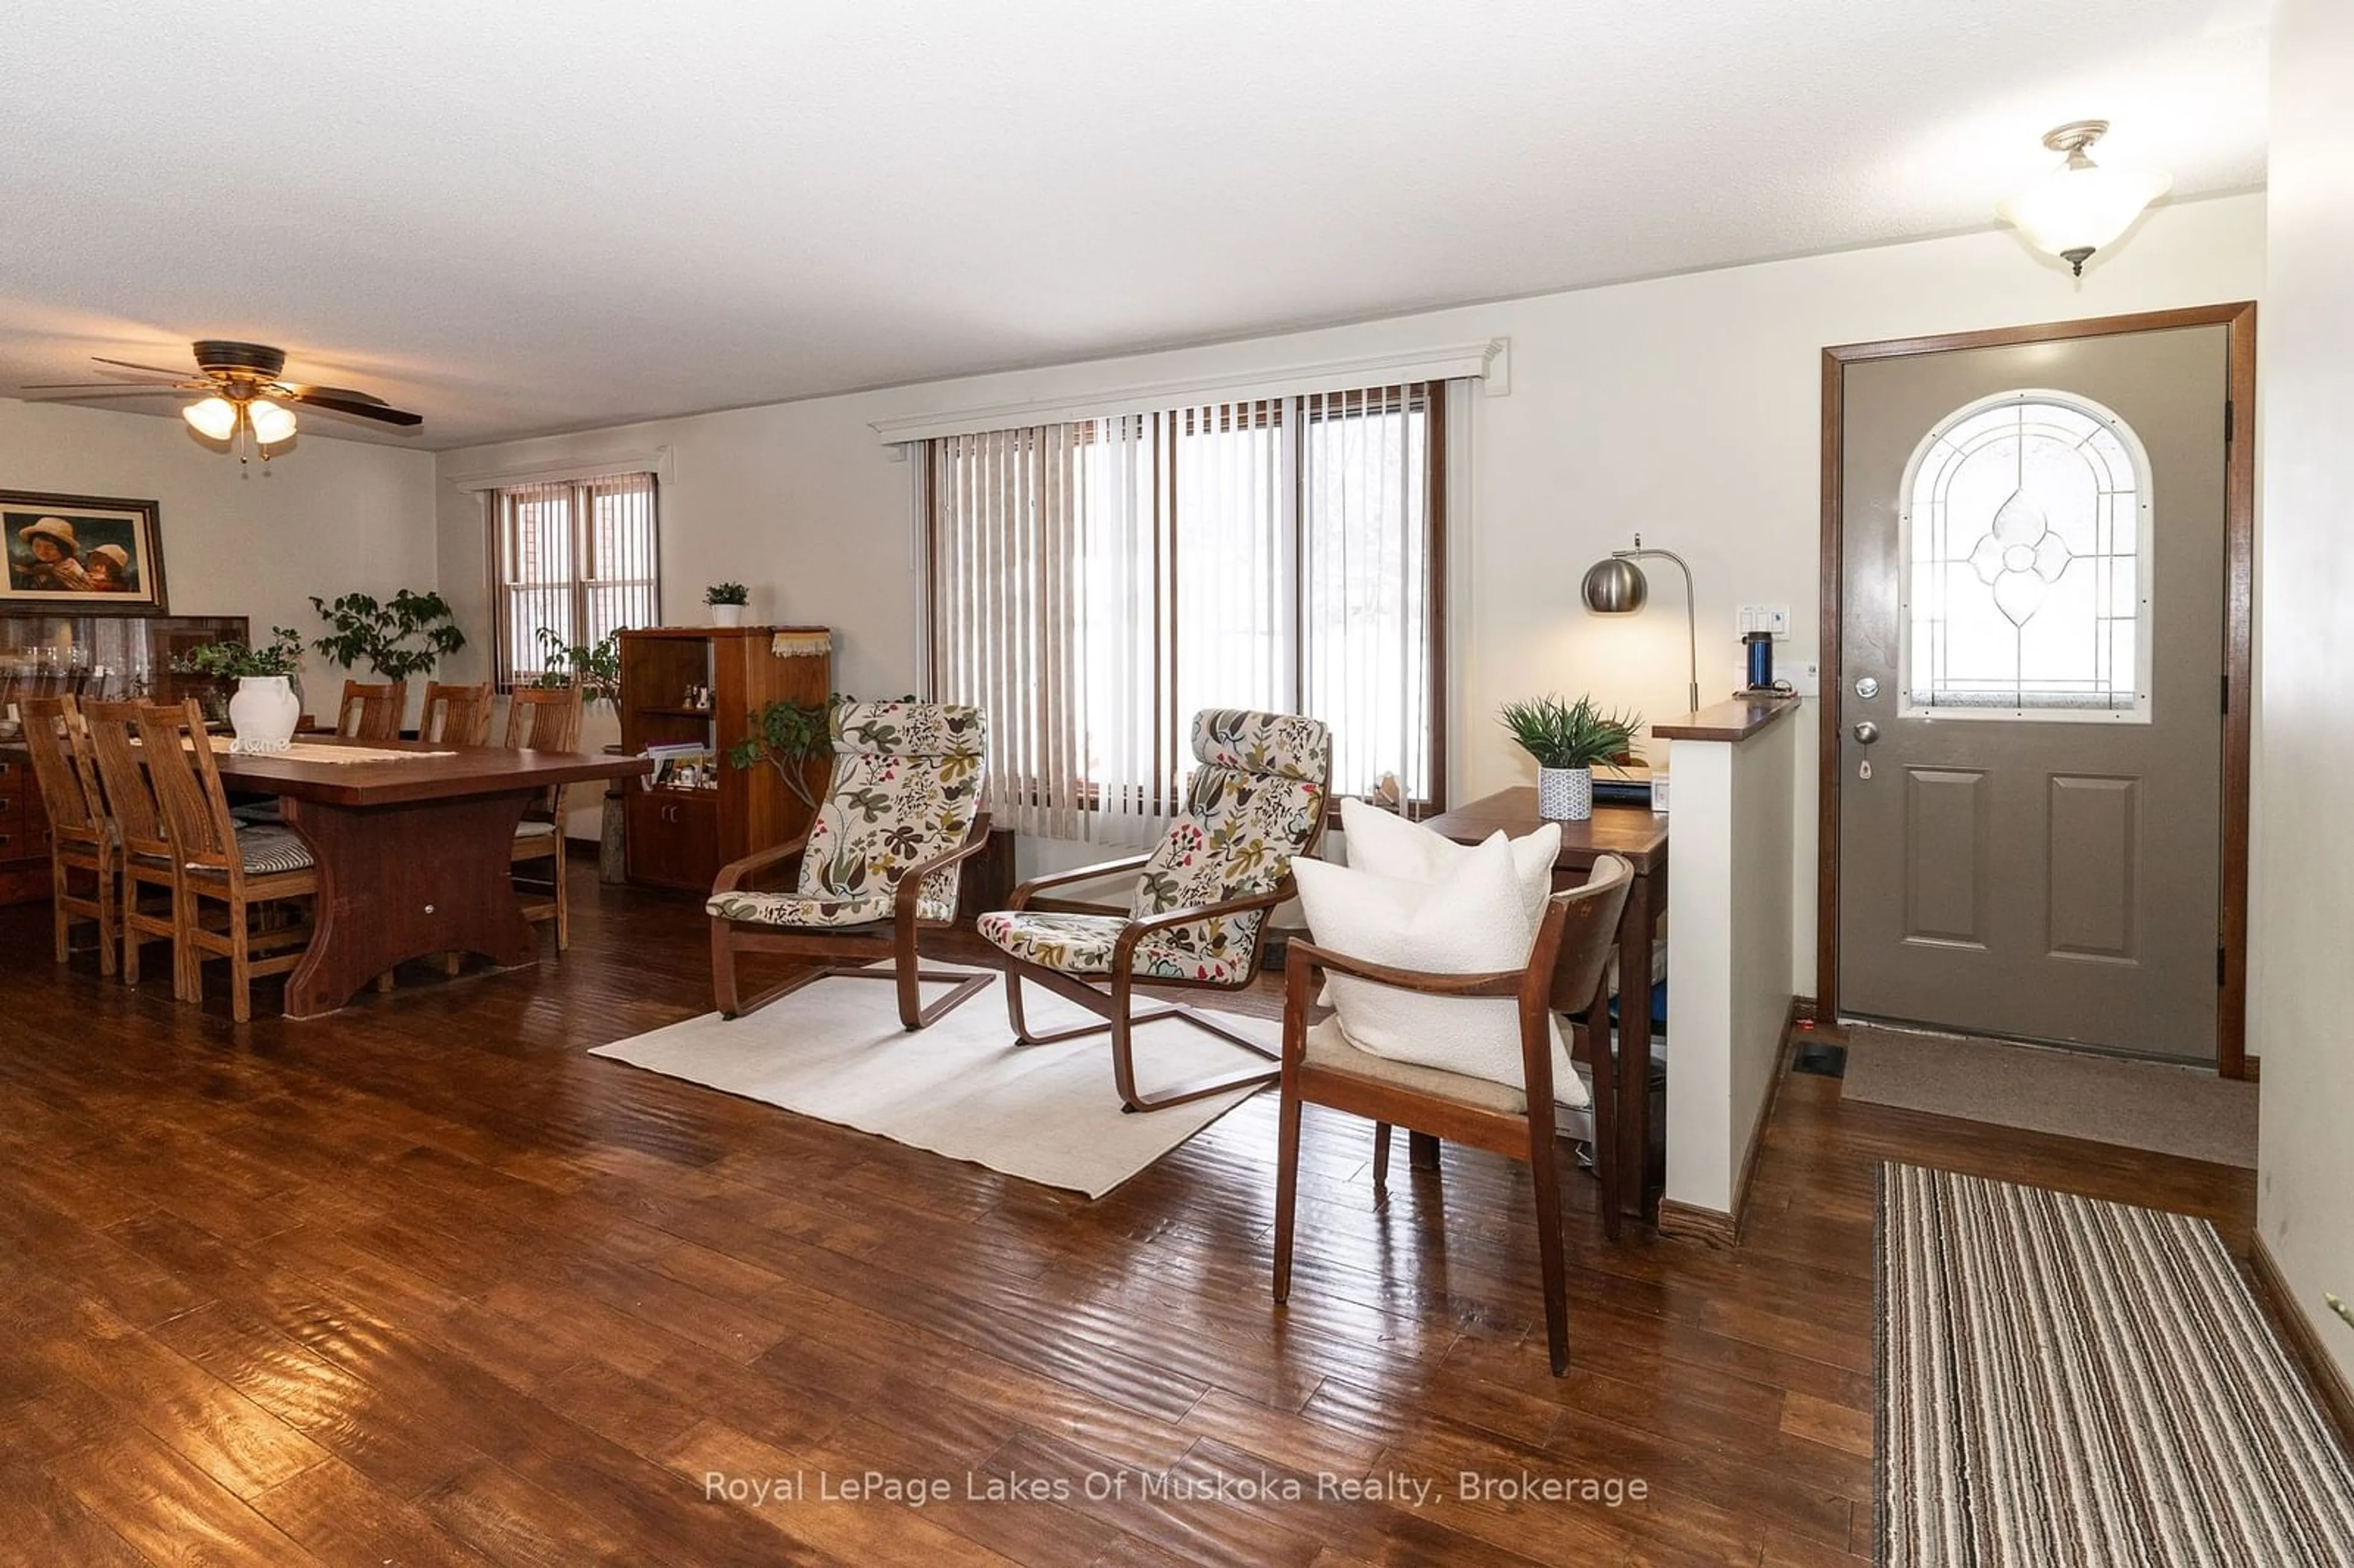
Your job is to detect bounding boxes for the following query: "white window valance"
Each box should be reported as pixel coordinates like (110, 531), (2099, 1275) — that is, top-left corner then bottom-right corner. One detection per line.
(446, 446), (675, 493)
(869, 338), (1507, 446)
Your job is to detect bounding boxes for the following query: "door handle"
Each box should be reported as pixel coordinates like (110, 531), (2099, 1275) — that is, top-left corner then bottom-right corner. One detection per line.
(1851, 720), (1881, 744)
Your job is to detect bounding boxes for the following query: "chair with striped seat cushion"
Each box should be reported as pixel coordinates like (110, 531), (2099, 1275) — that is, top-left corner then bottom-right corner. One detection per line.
(977, 709), (1332, 1113)
(707, 699), (996, 1030)
(137, 699), (317, 1023)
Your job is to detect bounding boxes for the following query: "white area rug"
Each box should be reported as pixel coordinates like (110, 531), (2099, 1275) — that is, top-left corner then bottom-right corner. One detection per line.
(588, 965), (1278, 1197)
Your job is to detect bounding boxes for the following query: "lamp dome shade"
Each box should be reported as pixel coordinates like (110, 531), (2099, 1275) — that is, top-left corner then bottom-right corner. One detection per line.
(248, 398), (297, 446)
(1582, 556), (1649, 614)
(1997, 158), (2169, 272)
(182, 397), (238, 441)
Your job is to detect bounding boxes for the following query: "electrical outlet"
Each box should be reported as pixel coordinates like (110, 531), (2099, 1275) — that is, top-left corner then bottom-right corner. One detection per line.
(1739, 604), (1793, 639)
(1785, 660), (1821, 696)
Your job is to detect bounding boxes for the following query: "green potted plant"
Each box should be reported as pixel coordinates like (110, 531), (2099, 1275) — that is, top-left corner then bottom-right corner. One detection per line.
(705, 582), (752, 628)
(309, 589), (467, 682)
(1497, 693), (1640, 822)
(533, 627), (624, 707)
(727, 695), (837, 811)
(173, 627), (308, 753)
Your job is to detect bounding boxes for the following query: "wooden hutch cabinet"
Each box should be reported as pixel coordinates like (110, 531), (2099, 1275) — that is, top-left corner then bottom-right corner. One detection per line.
(617, 625), (831, 892)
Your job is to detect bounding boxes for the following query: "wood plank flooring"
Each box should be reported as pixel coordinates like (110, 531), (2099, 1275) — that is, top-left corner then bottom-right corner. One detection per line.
(0, 868), (2255, 1566)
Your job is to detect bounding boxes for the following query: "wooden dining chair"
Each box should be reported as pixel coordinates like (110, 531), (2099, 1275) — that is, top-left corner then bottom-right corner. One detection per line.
(20, 695), (117, 976)
(503, 685), (585, 950)
(139, 699), (318, 1023)
(82, 699), (187, 995)
(1273, 856), (1634, 1376)
(420, 680), (494, 747)
(335, 679), (407, 741)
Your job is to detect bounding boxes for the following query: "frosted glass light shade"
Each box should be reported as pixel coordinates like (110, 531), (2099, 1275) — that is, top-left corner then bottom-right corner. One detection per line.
(182, 396), (238, 440)
(248, 398), (297, 445)
(1996, 157), (2170, 273)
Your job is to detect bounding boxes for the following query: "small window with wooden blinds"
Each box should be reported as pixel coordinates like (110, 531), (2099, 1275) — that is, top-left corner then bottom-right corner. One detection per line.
(492, 473), (660, 690)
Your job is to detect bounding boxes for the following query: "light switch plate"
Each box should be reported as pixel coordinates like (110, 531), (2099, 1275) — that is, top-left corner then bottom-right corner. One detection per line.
(1738, 604), (1793, 639)
(1785, 660), (1820, 696)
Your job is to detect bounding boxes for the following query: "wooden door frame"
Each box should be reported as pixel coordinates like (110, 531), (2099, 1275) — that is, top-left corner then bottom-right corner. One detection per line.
(1816, 302), (2257, 1078)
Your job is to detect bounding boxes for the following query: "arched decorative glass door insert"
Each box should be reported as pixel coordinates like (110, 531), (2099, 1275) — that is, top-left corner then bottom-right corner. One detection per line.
(1899, 388), (2154, 721)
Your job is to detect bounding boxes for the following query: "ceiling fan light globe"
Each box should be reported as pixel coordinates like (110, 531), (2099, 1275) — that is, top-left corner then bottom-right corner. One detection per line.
(182, 396), (238, 441)
(248, 398), (298, 446)
(1996, 159), (2170, 267)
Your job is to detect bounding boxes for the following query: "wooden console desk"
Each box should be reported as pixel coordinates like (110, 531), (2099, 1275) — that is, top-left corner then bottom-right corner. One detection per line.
(1420, 789), (1668, 1227)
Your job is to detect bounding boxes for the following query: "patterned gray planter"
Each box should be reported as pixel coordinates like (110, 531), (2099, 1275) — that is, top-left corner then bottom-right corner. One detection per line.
(1537, 766), (1593, 821)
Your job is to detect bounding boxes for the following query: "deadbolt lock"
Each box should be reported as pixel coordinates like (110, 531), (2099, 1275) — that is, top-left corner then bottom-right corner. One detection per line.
(1851, 720), (1881, 744)
(1853, 676), (1880, 700)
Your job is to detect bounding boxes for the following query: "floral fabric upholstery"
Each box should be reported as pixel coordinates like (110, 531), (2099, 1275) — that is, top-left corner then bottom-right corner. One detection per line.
(980, 709), (1328, 984)
(973, 910), (1250, 985)
(715, 699), (986, 929)
(705, 889), (899, 927)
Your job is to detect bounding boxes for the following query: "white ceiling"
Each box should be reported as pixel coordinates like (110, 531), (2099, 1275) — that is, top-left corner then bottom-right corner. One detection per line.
(0, 1), (2267, 451)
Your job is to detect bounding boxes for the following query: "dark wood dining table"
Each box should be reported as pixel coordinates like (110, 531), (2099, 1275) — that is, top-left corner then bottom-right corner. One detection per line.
(216, 738), (650, 1019)
(1419, 788), (1669, 1227)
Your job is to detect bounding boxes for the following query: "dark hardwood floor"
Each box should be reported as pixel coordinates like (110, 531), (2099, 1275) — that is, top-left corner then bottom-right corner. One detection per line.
(0, 867), (2255, 1566)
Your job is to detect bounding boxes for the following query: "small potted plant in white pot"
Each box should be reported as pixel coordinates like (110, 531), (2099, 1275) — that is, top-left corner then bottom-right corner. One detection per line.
(1498, 693), (1640, 822)
(173, 627), (309, 753)
(705, 582), (752, 628)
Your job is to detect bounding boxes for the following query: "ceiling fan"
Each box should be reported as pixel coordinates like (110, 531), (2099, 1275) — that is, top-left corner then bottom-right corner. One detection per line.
(19, 340), (422, 459)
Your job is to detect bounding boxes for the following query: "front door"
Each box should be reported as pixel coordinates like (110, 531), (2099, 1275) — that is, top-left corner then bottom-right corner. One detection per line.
(1835, 322), (2231, 1061)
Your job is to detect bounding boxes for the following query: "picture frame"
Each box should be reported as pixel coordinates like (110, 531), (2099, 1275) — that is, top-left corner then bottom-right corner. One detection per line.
(0, 489), (169, 615)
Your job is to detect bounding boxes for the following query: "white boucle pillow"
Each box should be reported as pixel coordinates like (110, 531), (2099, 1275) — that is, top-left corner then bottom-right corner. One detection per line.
(1292, 832), (1587, 1108)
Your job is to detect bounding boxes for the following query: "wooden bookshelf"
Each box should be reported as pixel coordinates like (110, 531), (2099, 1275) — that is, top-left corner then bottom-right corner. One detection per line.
(617, 626), (832, 892)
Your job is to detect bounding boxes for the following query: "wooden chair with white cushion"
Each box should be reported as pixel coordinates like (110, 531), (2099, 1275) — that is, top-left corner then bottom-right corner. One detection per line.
(977, 709), (1331, 1113)
(82, 699), (186, 994)
(20, 695), (116, 976)
(137, 698), (317, 1022)
(708, 699), (994, 1029)
(335, 679), (407, 741)
(420, 680), (495, 747)
(503, 684), (584, 949)
(1273, 856), (1632, 1375)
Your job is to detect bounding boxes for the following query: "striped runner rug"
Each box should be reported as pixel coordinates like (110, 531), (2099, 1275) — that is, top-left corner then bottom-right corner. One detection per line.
(1879, 1163), (2354, 1566)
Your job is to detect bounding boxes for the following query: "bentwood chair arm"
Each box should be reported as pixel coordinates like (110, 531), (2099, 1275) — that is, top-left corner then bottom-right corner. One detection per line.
(889, 813), (995, 921)
(712, 831), (813, 895)
(1003, 852), (1154, 913)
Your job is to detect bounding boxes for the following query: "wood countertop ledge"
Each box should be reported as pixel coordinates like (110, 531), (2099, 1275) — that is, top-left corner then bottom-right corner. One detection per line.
(1650, 692), (1803, 743)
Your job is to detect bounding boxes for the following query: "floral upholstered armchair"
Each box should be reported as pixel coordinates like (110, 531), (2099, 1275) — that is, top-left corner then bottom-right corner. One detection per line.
(977, 709), (1332, 1112)
(708, 699), (994, 1029)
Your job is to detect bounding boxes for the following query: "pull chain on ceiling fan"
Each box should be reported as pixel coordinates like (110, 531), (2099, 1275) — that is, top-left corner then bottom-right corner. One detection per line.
(18, 340), (422, 462)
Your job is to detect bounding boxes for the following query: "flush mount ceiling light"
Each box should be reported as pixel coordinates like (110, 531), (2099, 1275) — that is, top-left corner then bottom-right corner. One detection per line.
(1996, 121), (2171, 277)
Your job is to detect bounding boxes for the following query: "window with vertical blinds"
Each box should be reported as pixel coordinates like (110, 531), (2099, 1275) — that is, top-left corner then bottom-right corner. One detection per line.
(927, 382), (1443, 843)
(491, 473), (660, 689)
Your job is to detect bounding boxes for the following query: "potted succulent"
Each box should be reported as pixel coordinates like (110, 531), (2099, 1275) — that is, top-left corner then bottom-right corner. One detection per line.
(705, 582), (752, 628)
(1498, 693), (1640, 822)
(173, 627), (308, 753)
(309, 588), (467, 683)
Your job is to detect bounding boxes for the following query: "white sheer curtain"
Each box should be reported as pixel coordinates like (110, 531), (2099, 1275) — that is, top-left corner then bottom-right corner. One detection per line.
(929, 381), (1444, 847)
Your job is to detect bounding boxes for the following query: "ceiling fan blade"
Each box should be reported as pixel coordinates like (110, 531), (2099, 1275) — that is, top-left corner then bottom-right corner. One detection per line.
(20, 380), (196, 391)
(91, 356), (200, 378)
(281, 382), (387, 406)
(17, 386), (192, 399)
(286, 387), (422, 426)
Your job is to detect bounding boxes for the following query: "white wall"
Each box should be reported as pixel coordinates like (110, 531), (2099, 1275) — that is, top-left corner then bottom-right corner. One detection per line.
(1664, 714), (1797, 1217)
(434, 193), (2265, 984)
(1, 400), (440, 715)
(2254, 0), (2354, 1384)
